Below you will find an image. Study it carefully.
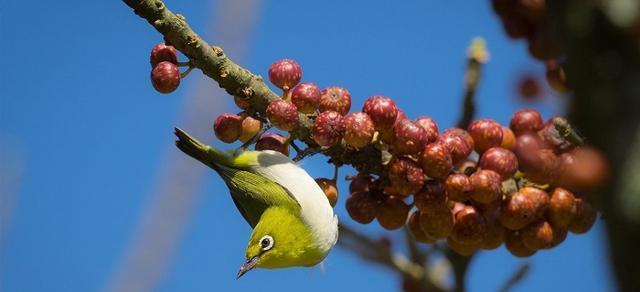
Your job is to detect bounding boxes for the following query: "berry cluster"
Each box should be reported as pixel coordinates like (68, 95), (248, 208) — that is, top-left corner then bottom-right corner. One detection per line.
(491, 0), (568, 93)
(211, 57), (605, 258)
(149, 43), (183, 94)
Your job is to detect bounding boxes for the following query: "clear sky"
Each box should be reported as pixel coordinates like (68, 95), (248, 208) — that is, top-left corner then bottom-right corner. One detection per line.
(0, 1), (615, 292)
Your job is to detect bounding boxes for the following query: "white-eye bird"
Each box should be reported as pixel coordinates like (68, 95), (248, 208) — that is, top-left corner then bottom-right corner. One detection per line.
(174, 128), (339, 278)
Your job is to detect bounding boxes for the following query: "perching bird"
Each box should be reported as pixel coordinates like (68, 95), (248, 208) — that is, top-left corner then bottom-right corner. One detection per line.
(174, 128), (339, 278)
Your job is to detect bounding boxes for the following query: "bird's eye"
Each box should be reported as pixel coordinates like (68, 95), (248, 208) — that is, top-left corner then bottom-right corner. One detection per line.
(259, 235), (274, 251)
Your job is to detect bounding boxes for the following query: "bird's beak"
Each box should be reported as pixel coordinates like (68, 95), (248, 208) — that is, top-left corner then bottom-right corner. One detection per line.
(236, 256), (258, 279)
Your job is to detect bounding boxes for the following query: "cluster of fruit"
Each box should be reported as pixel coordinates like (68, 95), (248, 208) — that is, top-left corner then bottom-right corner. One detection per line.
(149, 44), (182, 94)
(490, 0), (568, 93)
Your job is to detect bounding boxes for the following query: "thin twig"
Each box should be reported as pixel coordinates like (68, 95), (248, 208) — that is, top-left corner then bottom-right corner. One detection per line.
(498, 262), (531, 292)
(457, 38), (489, 129)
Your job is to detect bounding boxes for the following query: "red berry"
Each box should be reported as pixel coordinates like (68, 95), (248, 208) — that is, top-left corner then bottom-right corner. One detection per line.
(414, 180), (446, 212)
(319, 87), (351, 115)
(388, 157), (425, 197)
(451, 205), (488, 245)
(510, 109), (544, 136)
(238, 114), (262, 143)
(517, 75), (541, 100)
(419, 205), (454, 239)
(343, 112), (375, 148)
(468, 119), (503, 153)
(546, 187), (577, 228)
(362, 96), (399, 130)
(501, 126), (516, 150)
(266, 100), (299, 131)
(213, 113), (242, 143)
(345, 191), (378, 224)
(445, 174), (472, 202)
(312, 111), (345, 147)
(478, 147), (519, 179)
(557, 147), (609, 192)
(290, 82), (321, 114)
(419, 142), (453, 179)
(377, 197), (410, 230)
(408, 211), (437, 243)
(349, 174), (373, 194)
(481, 213), (506, 250)
(315, 178), (338, 207)
(151, 61), (180, 93)
(150, 43), (178, 66)
(255, 132), (290, 156)
(521, 220), (554, 250)
(550, 226), (569, 248)
(447, 237), (480, 256)
(505, 230), (536, 257)
(415, 116), (439, 144)
(393, 120), (429, 155)
(500, 189), (539, 230)
(568, 198), (597, 234)
(514, 134), (559, 184)
(268, 59), (302, 90)
(469, 169), (502, 204)
(438, 129), (474, 163)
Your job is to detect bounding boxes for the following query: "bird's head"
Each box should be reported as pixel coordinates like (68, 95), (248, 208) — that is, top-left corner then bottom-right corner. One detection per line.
(236, 206), (326, 278)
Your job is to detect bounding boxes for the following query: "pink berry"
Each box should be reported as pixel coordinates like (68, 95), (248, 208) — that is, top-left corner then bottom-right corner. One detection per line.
(388, 157), (425, 197)
(238, 114), (263, 143)
(268, 59), (302, 90)
(415, 116), (439, 144)
(291, 82), (321, 114)
(150, 43), (178, 66)
(312, 111), (345, 147)
(468, 119), (503, 153)
(438, 128), (474, 164)
(419, 142), (453, 179)
(255, 132), (290, 156)
(266, 100), (299, 131)
(393, 120), (428, 155)
(151, 61), (180, 94)
(213, 113), (242, 143)
(362, 96), (399, 130)
(510, 109), (543, 136)
(319, 86), (351, 115)
(343, 112), (375, 148)
(478, 147), (519, 179)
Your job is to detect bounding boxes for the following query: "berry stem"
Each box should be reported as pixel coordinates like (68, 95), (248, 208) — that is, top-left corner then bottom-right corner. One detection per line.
(176, 61), (191, 67)
(180, 64), (195, 79)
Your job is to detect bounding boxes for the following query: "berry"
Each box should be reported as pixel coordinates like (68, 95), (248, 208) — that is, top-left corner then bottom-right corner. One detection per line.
(546, 59), (568, 93)
(255, 132), (290, 156)
(478, 147), (518, 179)
(445, 174), (472, 202)
(419, 205), (454, 239)
(510, 109), (543, 136)
(238, 114), (262, 143)
(377, 197), (410, 230)
(521, 220), (554, 250)
(268, 59), (302, 90)
(514, 134), (559, 184)
(468, 119), (503, 153)
(408, 211), (436, 243)
(455, 159), (478, 175)
(526, 187), (550, 218)
(393, 120), (429, 155)
(315, 178), (338, 207)
(438, 129), (474, 163)
(312, 111), (345, 147)
(388, 157), (425, 197)
(414, 180), (446, 211)
(500, 127), (516, 150)
(151, 61), (180, 93)
(469, 169), (502, 204)
(546, 187), (577, 228)
(266, 100), (299, 131)
(213, 113), (242, 143)
(349, 174), (373, 194)
(419, 142), (453, 179)
(557, 147), (609, 192)
(500, 189), (539, 230)
(290, 82), (321, 114)
(319, 87), (351, 115)
(150, 43), (178, 66)
(345, 191), (378, 224)
(568, 198), (597, 234)
(505, 230), (536, 257)
(482, 213), (505, 250)
(362, 96), (399, 130)
(415, 116), (439, 144)
(550, 226), (568, 248)
(343, 112), (375, 148)
(447, 237), (479, 256)
(451, 205), (488, 245)
(517, 75), (541, 100)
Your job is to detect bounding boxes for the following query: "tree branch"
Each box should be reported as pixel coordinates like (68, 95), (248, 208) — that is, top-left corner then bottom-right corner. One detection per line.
(457, 38), (488, 129)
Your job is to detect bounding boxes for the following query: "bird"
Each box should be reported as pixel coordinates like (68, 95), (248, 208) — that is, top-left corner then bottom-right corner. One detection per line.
(174, 128), (339, 279)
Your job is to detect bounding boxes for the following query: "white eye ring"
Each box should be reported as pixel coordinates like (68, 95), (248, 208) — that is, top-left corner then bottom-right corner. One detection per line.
(259, 235), (274, 251)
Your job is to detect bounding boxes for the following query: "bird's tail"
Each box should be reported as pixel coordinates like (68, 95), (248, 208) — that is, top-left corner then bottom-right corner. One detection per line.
(174, 127), (233, 172)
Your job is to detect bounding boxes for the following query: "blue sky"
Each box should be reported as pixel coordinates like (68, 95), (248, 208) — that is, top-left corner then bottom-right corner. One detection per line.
(0, 1), (615, 291)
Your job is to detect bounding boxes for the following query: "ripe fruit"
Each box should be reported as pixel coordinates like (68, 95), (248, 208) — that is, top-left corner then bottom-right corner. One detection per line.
(445, 174), (472, 202)
(268, 59), (302, 90)
(468, 119), (503, 153)
(419, 142), (453, 179)
(500, 127), (516, 150)
(546, 187), (577, 228)
(150, 43), (178, 66)
(482, 214), (505, 250)
(438, 129), (474, 163)
(312, 110), (345, 147)
(447, 237), (479, 256)
(238, 114), (262, 143)
(315, 178), (338, 207)
(478, 147), (518, 179)
(569, 198), (597, 234)
(415, 116), (439, 143)
(500, 189), (539, 230)
(510, 109), (543, 136)
(550, 226), (568, 247)
(151, 61), (180, 93)
(362, 96), (399, 130)
(213, 113), (242, 143)
(255, 132), (290, 156)
(557, 147), (609, 192)
(505, 230), (536, 257)
(377, 197), (410, 230)
(469, 169), (502, 204)
(388, 157), (424, 197)
(266, 100), (299, 131)
(517, 75), (541, 100)
(319, 87), (351, 115)
(521, 221), (554, 250)
(349, 174), (373, 194)
(343, 112), (375, 148)
(408, 211), (436, 243)
(345, 191), (378, 224)
(414, 180), (446, 211)
(419, 205), (454, 239)
(451, 205), (488, 245)
(392, 120), (429, 155)
(290, 82), (321, 114)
